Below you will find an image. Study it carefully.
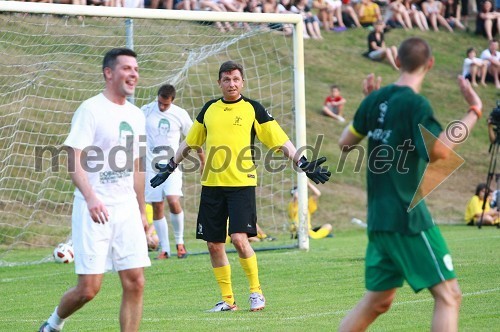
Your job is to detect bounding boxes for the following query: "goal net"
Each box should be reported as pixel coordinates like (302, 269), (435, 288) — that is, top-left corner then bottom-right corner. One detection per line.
(0, 2), (309, 266)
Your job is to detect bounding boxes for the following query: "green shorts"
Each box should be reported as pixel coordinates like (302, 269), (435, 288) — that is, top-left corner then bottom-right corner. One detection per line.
(365, 226), (456, 293)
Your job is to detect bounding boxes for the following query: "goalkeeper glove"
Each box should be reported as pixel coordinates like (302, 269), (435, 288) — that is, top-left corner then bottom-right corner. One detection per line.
(150, 157), (178, 188)
(297, 156), (331, 184)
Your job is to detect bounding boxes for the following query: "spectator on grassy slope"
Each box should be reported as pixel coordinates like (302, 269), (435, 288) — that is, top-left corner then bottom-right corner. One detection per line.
(476, 0), (500, 40)
(421, 0), (454, 32)
(365, 20), (399, 71)
(480, 39), (500, 89)
(462, 47), (488, 87)
(403, 0), (430, 31)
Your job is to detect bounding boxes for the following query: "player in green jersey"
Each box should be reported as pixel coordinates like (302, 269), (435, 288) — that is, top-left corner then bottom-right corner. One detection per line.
(338, 37), (482, 331)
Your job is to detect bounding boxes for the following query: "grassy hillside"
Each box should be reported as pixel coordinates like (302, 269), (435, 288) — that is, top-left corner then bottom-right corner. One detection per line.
(304, 27), (499, 227)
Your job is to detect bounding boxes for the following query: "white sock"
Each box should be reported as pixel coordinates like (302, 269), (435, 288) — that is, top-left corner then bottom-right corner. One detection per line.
(153, 217), (170, 255)
(47, 306), (65, 331)
(170, 211), (184, 245)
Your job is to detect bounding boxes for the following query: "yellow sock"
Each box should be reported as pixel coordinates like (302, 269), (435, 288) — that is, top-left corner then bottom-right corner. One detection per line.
(239, 254), (262, 294)
(309, 227), (330, 239)
(213, 265), (235, 305)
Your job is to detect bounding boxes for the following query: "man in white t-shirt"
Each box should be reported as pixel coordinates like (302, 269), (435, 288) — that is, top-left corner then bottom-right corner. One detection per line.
(39, 48), (151, 332)
(143, 84), (205, 260)
(480, 39), (500, 89)
(463, 47), (488, 87)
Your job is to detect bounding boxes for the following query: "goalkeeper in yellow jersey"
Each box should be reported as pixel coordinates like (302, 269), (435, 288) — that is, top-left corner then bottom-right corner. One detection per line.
(149, 60), (331, 312)
(288, 181), (333, 239)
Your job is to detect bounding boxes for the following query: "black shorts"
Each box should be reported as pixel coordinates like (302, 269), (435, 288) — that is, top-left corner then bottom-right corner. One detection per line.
(485, 72), (496, 83)
(196, 186), (257, 242)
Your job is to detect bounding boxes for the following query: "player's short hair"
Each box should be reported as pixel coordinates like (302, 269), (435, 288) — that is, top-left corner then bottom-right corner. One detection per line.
(290, 186), (298, 196)
(397, 37), (432, 73)
(330, 84), (340, 91)
(218, 61), (244, 80)
(466, 47), (475, 56)
(102, 48), (137, 72)
(157, 84), (176, 101)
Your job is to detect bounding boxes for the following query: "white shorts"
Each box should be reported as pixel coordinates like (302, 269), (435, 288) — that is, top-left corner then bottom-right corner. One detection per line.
(369, 49), (386, 60)
(145, 168), (183, 203)
(326, 0), (342, 10)
(72, 197), (151, 274)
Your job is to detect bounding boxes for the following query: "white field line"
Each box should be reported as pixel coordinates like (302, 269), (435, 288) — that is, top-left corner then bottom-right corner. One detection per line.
(2, 288), (498, 323)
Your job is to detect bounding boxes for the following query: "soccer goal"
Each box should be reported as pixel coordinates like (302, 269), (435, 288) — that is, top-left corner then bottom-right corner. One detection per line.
(0, 2), (311, 266)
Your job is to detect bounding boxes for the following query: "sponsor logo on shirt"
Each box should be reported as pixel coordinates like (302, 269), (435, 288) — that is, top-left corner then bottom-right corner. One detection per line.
(99, 169), (131, 184)
(367, 128), (392, 144)
(443, 254), (454, 271)
(233, 116), (242, 126)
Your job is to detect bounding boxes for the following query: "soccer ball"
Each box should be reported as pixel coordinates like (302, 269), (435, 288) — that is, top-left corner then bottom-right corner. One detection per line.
(53, 242), (74, 264)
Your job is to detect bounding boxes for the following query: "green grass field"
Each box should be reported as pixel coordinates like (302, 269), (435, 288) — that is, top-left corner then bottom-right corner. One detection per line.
(0, 226), (498, 331)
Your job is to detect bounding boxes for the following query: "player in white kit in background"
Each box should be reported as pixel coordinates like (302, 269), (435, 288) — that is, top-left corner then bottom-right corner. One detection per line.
(142, 84), (205, 259)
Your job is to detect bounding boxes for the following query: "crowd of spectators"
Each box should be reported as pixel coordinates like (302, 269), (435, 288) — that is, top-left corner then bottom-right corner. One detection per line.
(17, 0), (500, 87)
(18, 0), (500, 41)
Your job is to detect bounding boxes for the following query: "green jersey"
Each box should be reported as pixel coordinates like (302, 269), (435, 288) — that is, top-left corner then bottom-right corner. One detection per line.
(351, 84), (442, 234)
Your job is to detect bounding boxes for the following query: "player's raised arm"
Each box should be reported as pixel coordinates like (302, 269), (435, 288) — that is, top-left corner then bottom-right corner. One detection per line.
(429, 76), (482, 162)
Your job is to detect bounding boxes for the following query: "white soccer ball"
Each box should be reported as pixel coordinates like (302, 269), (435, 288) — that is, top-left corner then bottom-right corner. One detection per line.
(53, 243), (74, 264)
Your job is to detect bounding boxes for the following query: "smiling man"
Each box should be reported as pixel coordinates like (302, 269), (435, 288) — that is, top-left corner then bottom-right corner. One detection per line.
(39, 48), (150, 332)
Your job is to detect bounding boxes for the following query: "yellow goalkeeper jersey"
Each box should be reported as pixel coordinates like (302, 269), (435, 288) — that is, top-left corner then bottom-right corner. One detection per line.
(186, 95), (289, 186)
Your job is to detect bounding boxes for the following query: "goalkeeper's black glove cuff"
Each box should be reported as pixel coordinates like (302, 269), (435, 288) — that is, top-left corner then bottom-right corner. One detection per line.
(296, 156), (308, 168)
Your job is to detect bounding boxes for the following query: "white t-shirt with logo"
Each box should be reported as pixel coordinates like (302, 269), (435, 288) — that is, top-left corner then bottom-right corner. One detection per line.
(142, 100), (193, 172)
(64, 93), (146, 205)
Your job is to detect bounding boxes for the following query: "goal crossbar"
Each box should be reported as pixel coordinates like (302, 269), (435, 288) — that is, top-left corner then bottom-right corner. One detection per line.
(0, 2), (303, 24)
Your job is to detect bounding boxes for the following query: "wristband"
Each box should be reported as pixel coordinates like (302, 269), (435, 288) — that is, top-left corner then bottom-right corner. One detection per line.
(468, 105), (482, 118)
(296, 156), (306, 168)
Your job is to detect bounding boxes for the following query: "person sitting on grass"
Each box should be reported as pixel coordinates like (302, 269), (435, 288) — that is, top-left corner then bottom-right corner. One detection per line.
(356, 0), (382, 28)
(322, 84), (346, 122)
(421, 0), (454, 32)
(365, 20), (399, 71)
(480, 39), (500, 90)
(464, 183), (499, 226)
(288, 181), (333, 239)
(248, 224), (278, 242)
(476, 0), (500, 41)
(462, 47), (488, 88)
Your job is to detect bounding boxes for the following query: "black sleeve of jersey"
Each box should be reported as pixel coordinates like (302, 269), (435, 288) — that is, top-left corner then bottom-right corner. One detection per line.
(245, 97), (275, 124)
(196, 99), (219, 124)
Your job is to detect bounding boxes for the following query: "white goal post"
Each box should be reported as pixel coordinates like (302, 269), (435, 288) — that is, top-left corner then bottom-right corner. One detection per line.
(0, 2), (311, 265)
